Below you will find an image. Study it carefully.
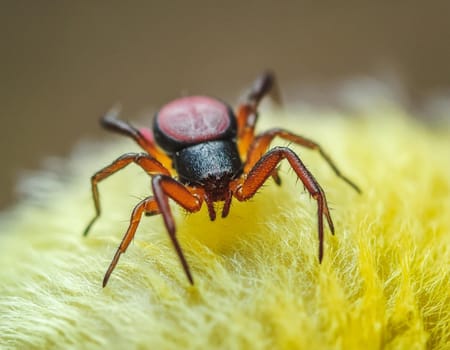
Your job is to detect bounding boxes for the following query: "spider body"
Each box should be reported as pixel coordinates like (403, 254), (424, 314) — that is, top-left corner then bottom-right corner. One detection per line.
(154, 96), (242, 209)
(173, 140), (242, 200)
(84, 72), (360, 287)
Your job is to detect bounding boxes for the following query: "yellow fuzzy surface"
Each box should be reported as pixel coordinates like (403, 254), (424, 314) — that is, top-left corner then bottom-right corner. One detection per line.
(0, 107), (449, 349)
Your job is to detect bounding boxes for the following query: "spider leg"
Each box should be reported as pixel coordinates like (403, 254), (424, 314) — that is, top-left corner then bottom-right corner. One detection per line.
(102, 196), (159, 287)
(100, 106), (172, 166)
(151, 175), (203, 285)
(236, 71), (282, 183)
(233, 146), (334, 262)
(103, 177), (203, 287)
(83, 152), (170, 236)
(236, 71), (281, 157)
(245, 128), (361, 193)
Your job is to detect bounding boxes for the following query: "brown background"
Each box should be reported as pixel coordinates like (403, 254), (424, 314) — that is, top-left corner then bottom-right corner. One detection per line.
(1, 1), (449, 209)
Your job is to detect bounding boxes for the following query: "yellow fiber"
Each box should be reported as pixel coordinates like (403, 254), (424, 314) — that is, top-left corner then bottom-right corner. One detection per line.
(0, 106), (449, 349)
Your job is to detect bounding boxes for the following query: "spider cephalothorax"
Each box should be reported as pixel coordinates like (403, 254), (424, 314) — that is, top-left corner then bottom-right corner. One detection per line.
(84, 72), (360, 287)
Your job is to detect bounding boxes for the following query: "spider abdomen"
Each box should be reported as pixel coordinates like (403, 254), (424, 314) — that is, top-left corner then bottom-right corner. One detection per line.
(153, 96), (237, 153)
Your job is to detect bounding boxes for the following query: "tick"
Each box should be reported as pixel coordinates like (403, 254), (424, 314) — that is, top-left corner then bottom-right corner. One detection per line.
(84, 71), (360, 287)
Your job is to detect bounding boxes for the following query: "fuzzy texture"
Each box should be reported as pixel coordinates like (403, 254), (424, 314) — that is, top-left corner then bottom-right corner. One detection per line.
(0, 106), (449, 350)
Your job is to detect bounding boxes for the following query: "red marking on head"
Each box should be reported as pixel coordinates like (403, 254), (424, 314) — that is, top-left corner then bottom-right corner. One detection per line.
(156, 96), (231, 143)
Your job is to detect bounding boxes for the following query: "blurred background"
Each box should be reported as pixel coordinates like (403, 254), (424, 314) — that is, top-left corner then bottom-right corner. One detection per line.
(1, 1), (449, 208)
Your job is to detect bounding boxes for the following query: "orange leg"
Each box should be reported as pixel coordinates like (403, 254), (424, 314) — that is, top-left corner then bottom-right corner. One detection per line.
(102, 196), (159, 287)
(83, 152), (170, 235)
(102, 176), (203, 287)
(101, 106), (172, 167)
(236, 71), (282, 157)
(233, 146), (334, 262)
(151, 175), (203, 284)
(245, 128), (361, 193)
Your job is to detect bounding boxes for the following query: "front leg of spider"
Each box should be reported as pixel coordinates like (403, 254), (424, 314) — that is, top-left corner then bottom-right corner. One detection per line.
(102, 175), (203, 287)
(234, 147), (334, 262)
(150, 175), (203, 285)
(102, 196), (160, 287)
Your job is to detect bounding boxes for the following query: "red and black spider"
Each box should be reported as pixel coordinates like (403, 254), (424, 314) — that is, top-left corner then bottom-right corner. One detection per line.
(84, 72), (360, 287)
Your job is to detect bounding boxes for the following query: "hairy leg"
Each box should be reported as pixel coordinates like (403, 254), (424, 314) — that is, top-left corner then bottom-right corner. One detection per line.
(233, 146), (334, 262)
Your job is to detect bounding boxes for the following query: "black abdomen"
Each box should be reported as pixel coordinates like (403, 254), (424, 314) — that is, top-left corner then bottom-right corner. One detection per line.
(173, 140), (242, 186)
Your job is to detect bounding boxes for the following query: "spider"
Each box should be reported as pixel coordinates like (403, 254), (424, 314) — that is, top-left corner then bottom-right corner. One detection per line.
(84, 71), (360, 287)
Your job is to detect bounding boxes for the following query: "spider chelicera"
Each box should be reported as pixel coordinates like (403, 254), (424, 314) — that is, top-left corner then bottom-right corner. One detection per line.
(84, 71), (360, 287)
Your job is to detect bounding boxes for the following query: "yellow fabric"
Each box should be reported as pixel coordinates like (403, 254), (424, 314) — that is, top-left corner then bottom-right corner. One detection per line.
(0, 107), (449, 349)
